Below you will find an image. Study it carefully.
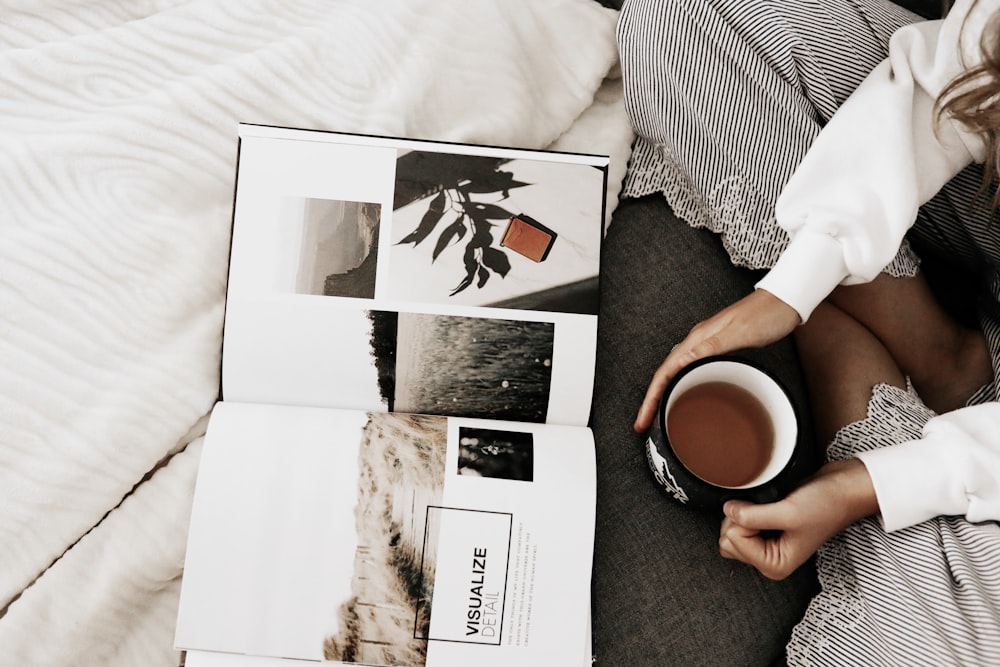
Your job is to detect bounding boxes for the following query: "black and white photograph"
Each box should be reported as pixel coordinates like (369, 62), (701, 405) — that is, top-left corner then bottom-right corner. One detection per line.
(367, 310), (556, 423)
(286, 197), (381, 299)
(388, 149), (605, 314)
(457, 427), (534, 482)
(323, 412), (447, 667)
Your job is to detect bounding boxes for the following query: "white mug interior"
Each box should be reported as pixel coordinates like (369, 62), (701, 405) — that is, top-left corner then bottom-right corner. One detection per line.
(664, 360), (798, 489)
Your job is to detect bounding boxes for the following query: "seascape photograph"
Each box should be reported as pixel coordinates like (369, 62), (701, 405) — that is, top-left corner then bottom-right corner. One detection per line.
(289, 196), (381, 299)
(366, 310), (556, 423)
(323, 412), (447, 667)
(387, 149), (605, 314)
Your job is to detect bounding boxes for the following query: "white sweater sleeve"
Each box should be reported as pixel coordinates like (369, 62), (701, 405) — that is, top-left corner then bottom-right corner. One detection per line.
(855, 403), (1000, 532)
(756, 0), (994, 322)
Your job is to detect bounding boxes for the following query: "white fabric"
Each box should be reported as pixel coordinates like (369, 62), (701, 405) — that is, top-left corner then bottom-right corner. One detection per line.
(0, 2), (632, 664)
(858, 401), (1000, 532)
(756, 0), (996, 322)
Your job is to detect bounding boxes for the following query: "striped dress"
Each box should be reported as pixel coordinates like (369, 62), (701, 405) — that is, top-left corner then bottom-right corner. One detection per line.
(616, 0), (1000, 664)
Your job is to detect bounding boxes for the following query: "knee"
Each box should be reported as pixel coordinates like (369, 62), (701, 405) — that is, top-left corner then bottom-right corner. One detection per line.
(616, 0), (703, 108)
(617, 0), (699, 54)
(616, 0), (763, 78)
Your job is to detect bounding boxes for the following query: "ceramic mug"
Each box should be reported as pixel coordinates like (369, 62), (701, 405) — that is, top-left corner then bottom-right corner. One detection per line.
(645, 355), (807, 511)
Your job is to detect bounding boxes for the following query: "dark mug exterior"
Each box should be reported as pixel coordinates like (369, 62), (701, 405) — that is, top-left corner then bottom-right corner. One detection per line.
(644, 355), (808, 512)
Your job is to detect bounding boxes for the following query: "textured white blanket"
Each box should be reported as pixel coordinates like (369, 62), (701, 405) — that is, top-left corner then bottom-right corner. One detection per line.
(0, 1), (630, 665)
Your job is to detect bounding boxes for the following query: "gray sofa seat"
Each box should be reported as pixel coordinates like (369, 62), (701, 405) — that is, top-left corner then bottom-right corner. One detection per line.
(591, 196), (818, 666)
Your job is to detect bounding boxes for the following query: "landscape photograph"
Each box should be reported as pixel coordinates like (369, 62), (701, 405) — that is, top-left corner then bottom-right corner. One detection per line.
(365, 309), (555, 423)
(290, 196), (381, 299)
(323, 412), (448, 667)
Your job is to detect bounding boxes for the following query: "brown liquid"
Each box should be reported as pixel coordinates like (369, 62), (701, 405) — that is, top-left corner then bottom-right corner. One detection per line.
(666, 381), (775, 487)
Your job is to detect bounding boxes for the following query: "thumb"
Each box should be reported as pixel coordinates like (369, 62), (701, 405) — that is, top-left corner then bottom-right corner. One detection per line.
(723, 499), (796, 532)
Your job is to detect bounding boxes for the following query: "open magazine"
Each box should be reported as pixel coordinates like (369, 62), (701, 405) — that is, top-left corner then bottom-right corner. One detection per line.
(174, 124), (609, 667)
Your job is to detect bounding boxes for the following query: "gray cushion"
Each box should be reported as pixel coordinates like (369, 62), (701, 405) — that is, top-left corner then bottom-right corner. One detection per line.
(590, 195), (819, 666)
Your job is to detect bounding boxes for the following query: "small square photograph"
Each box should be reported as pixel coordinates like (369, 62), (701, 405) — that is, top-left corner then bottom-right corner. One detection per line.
(289, 197), (381, 299)
(457, 427), (534, 482)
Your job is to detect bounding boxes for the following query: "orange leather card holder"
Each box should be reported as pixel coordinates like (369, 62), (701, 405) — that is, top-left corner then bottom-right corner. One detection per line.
(499, 213), (557, 262)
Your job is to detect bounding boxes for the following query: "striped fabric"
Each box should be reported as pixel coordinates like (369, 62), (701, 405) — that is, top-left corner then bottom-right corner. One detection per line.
(617, 0), (926, 274)
(617, 0), (1000, 664)
(794, 382), (1000, 666)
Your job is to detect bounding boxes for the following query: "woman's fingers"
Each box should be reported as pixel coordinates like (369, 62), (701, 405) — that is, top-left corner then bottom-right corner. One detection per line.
(634, 343), (703, 431)
(719, 511), (801, 580)
(634, 290), (799, 432)
(634, 362), (671, 432)
(718, 517), (761, 560)
(724, 499), (798, 531)
(717, 461), (880, 580)
(633, 310), (736, 431)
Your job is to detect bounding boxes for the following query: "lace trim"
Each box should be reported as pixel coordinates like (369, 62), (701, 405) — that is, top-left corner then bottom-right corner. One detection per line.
(786, 535), (865, 666)
(624, 138), (788, 270)
(622, 138), (922, 278)
(787, 382), (931, 666)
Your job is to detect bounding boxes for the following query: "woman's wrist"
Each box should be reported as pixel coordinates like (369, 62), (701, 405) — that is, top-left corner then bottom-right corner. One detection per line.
(828, 457), (880, 525)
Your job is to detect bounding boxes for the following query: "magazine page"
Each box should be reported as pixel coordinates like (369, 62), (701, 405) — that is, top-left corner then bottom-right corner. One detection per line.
(175, 401), (596, 667)
(221, 125), (608, 426)
(183, 613), (593, 667)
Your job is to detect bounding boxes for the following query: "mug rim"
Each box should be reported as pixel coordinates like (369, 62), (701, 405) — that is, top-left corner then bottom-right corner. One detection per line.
(657, 354), (802, 492)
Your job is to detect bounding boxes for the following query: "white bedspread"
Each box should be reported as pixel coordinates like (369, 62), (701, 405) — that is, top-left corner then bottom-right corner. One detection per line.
(0, 1), (632, 665)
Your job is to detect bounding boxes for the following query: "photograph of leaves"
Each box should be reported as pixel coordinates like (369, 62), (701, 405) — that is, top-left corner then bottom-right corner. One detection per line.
(393, 151), (527, 297)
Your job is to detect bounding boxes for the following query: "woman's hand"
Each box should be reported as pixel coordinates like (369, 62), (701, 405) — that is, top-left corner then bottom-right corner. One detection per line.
(718, 458), (879, 580)
(633, 288), (801, 432)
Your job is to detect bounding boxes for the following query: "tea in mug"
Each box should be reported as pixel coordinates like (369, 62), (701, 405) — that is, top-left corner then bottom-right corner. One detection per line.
(666, 381), (775, 488)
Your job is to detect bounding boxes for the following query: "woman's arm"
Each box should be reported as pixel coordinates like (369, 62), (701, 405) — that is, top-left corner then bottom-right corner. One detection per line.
(719, 458), (878, 580)
(721, 403), (1000, 579)
(857, 401), (1000, 531)
(757, 0), (995, 322)
(636, 1), (998, 431)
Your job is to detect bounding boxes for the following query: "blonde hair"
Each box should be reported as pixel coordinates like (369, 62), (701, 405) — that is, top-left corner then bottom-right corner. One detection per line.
(937, 1), (1000, 207)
